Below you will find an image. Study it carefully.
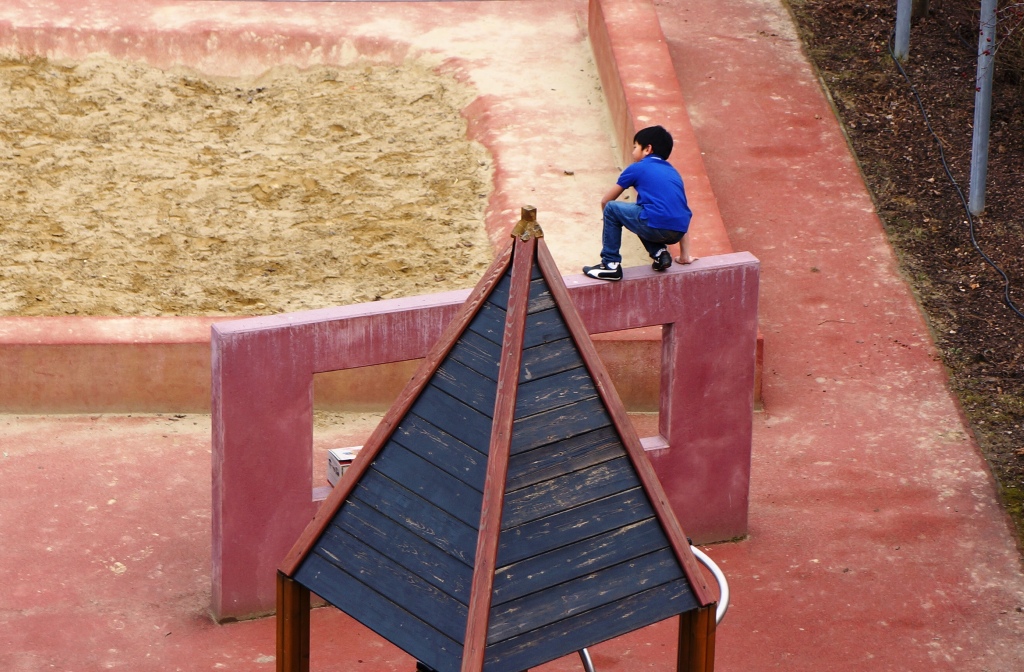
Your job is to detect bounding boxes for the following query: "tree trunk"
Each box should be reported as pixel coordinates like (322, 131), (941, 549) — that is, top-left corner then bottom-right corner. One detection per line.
(912, 0), (930, 21)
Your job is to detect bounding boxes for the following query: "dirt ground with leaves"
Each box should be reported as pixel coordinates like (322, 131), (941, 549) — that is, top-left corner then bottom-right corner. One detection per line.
(0, 55), (493, 317)
(786, 0), (1024, 539)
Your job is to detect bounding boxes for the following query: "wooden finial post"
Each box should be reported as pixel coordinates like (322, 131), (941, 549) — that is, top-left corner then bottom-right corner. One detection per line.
(510, 205), (543, 241)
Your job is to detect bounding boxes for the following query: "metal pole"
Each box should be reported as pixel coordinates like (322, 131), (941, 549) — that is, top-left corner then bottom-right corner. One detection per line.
(894, 0), (912, 62)
(690, 545), (730, 625)
(970, 0), (998, 215)
(578, 648), (596, 672)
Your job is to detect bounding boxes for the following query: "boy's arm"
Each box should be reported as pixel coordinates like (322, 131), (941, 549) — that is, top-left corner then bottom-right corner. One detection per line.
(675, 232), (698, 265)
(601, 185), (625, 210)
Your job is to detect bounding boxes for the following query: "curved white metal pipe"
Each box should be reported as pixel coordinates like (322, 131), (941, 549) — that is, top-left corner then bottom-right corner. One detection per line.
(690, 545), (730, 625)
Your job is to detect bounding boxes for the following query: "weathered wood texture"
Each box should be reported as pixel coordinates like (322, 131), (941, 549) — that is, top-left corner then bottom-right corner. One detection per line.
(679, 605), (717, 672)
(276, 572), (310, 672)
(536, 238), (713, 604)
(462, 235), (535, 672)
(277, 242), (513, 577)
(485, 580), (697, 672)
(291, 259), (516, 672)
(283, 232), (717, 672)
(480, 261), (699, 672)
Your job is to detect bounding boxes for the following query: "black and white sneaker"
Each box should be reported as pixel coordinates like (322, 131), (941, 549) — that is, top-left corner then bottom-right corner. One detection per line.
(583, 261), (622, 281)
(652, 248), (672, 271)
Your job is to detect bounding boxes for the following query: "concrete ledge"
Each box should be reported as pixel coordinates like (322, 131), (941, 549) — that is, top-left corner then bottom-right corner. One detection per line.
(589, 0), (763, 406)
(589, 0), (732, 257)
(0, 314), (660, 413)
(0, 317), (221, 414)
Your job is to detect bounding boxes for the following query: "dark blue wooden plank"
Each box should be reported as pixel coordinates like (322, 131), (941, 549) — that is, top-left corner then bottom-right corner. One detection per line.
(449, 330), (502, 382)
(501, 456), (640, 528)
(294, 552), (463, 672)
(496, 487), (654, 566)
(352, 470), (479, 565)
(506, 426), (623, 491)
(411, 384), (494, 450)
(487, 272), (512, 310)
(514, 366), (597, 418)
(522, 307), (570, 348)
(313, 526), (469, 641)
(392, 414), (487, 490)
(333, 498), (475, 603)
(372, 442), (484, 524)
(432, 358), (498, 417)
(519, 337), (584, 382)
(492, 517), (667, 605)
(467, 300), (506, 345)
(530, 261), (543, 280)
(483, 579), (699, 672)
(511, 396), (611, 454)
(488, 548), (684, 643)
(527, 277), (555, 313)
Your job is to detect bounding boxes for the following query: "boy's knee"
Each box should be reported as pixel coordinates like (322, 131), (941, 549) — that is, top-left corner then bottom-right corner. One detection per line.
(604, 200), (633, 218)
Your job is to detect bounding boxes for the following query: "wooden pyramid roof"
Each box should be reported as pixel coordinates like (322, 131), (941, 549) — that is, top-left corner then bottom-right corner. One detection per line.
(279, 208), (714, 672)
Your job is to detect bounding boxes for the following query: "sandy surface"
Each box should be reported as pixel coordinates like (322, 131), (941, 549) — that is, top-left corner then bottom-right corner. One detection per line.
(0, 55), (493, 316)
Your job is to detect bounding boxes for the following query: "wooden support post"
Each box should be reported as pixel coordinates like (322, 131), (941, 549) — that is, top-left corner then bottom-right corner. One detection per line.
(677, 604), (717, 672)
(277, 571), (310, 672)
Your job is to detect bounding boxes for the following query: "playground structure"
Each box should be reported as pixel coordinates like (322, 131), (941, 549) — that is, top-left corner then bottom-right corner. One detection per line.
(212, 233), (758, 621)
(275, 210), (731, 672)
(5, 1), (1024, 671)
(0, 0), (764, 627)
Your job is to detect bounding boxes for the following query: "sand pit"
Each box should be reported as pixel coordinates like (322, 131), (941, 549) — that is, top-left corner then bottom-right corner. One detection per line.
(0, 55), (493, 317)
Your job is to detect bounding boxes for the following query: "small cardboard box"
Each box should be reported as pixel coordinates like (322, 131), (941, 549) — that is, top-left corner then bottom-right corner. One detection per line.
(327, 446), (362, 487)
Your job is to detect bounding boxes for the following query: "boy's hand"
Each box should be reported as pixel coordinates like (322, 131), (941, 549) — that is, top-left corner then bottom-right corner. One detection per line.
(675, 232), (697, 264)
(601, 185), (625, 210)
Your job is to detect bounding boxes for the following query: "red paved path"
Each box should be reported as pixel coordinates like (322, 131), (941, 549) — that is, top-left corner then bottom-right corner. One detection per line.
(2, 0), (1024, 670)
(657, 0), (1024, 669)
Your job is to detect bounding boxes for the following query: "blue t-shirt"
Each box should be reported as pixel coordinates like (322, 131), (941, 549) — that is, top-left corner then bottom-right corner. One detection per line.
(617, 155), (692, 232)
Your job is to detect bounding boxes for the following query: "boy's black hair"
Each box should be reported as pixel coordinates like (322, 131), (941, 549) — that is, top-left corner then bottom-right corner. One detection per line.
(633, 125), (673, 160)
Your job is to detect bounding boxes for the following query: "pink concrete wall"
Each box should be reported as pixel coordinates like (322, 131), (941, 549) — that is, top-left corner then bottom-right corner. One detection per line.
(212, 253), (758, 621)
(0, 316), (662, 413)
(0, 317), (222, 413)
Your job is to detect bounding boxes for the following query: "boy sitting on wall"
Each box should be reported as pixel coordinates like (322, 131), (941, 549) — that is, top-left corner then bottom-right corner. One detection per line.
(583, 125), (695, 281)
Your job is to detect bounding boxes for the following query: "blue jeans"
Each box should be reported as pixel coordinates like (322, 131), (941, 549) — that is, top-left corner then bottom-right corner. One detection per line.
(601, 201), (685, 265)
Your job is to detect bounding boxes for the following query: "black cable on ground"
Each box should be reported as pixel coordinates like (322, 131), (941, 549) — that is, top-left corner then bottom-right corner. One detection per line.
(886, 30), (1024, 321)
